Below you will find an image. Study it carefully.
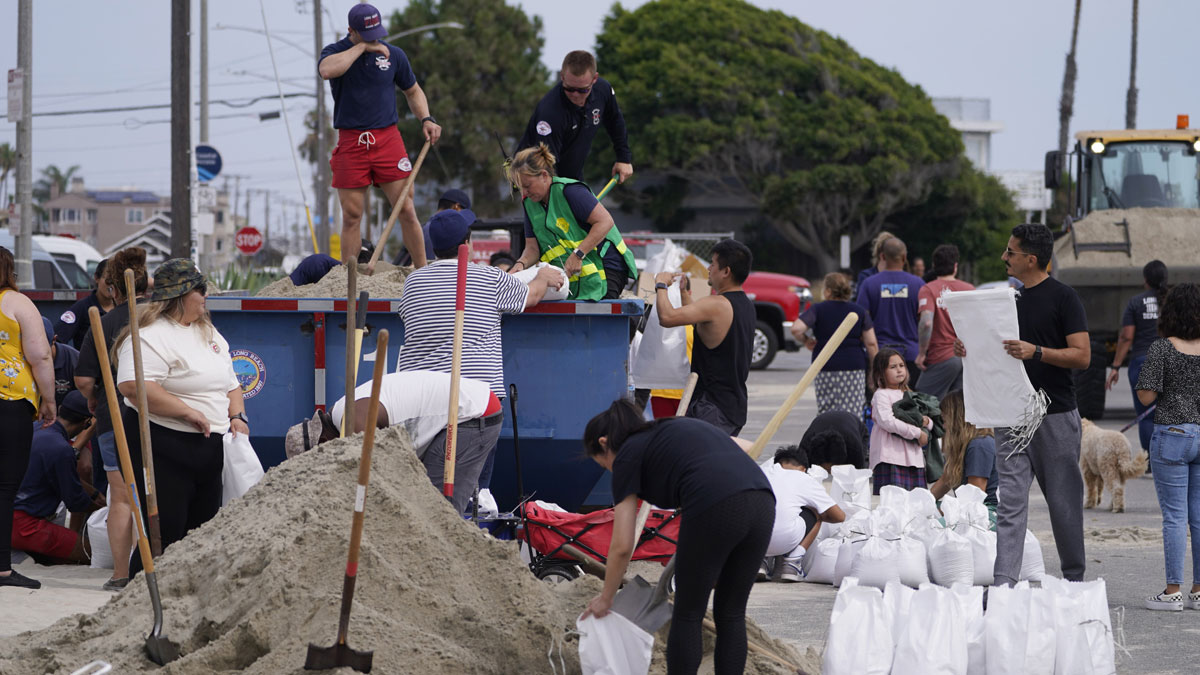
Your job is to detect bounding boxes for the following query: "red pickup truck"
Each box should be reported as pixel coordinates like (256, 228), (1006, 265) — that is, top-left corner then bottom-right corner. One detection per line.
(741, 271), (813, 369)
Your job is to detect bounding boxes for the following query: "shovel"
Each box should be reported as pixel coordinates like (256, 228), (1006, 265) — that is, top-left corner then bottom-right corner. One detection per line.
(87, 307), (180, 666)
(124, 269), (165, 557)
(305, 328), (390, 673)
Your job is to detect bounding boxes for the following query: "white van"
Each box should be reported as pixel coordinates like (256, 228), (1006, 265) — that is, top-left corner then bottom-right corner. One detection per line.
(0, 230), (90, 289)
(33, 235), (104, 275)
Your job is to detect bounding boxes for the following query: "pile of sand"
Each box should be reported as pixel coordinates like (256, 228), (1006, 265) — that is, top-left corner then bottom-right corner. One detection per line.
(0, 427), (809, 674)
(257, 261), (412, 299)
(1085, 525), (1162, 546)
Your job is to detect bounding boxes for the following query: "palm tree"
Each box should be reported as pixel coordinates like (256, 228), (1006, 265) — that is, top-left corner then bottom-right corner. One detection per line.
(1058, 0), (1083, 158)
(1126, 0), (1139, 129)
(32, 164), (81, 203)
(0, 143), (14, 208)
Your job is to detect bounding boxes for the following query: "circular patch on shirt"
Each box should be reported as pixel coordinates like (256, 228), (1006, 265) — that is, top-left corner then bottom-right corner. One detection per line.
(536, 120), (552, 136)
(60, 310), (76, 325)
(398, 157), (413, 172)
(374, 55), (391, 71)
(231, 349), (267, 399)
(592, 108), (601, 126)
(211, 342), (221, 354)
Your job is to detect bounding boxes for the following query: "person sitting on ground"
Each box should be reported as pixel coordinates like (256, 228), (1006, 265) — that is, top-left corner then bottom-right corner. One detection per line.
(10, 391), (104, 566)
(42, 317), (78, 408)
(927, 390), (998, 520)
(868, 349), (930, 493)
(759, 444), (846, 583)
(799, 411), (868, 470)
(288, 243), (377, 287)
(284, 370), (503, 515)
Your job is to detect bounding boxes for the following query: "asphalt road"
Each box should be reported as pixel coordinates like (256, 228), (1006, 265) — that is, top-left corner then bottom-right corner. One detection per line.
(744, 351), (1193, 674)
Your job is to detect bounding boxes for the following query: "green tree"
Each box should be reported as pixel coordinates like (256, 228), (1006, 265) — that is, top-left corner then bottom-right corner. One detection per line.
(596, 0), (971, 274)
(32, 164), (80, 203)
(385, 0), (549, 216)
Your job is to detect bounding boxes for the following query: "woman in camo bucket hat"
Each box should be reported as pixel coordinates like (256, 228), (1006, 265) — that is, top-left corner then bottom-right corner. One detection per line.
(111, 258), (249, 571)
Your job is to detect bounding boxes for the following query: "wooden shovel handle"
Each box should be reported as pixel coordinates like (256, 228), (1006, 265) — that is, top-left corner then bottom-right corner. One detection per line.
(368, 141), (431, 268)
(125, 268), (163, 557)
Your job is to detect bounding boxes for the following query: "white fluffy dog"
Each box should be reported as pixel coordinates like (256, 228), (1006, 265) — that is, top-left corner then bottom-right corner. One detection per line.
(1080, 418), (1149, 513)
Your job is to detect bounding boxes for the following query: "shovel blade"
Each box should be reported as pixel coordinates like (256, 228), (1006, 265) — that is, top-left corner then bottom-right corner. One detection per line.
(305, 642), (374, 673)
(611, 575), (673, 634)
(144, 634), (181, 666)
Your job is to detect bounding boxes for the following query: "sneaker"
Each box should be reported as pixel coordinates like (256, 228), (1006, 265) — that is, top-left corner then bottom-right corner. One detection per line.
(0, 570), (41, 589)
(1145, 591), (1184, 611)
(1186, 591), (1200, 610)
(102, 577), (130, 592)
(777, 556), (804, 583)
(757, 557), (773, 582)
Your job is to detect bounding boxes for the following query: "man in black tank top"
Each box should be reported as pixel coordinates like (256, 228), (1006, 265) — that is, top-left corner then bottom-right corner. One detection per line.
(654, 239), (756, 435)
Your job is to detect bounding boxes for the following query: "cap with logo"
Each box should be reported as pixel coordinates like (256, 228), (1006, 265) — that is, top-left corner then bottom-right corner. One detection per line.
(348, 3), (387, 42)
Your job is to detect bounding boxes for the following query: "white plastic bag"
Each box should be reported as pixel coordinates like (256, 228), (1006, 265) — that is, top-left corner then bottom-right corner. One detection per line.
(1043, 577), (1115, 675)
(830, 465), (871, 510)
(878, 485), (908, 511)
(929, 527), (974, 587)
(823, 580), (893, 675)
(985, 582), (1032, 675)
(833, 537), (868, 587)
(1025, 586), (1057, 675)
(87, 504), (113, 570)
(896, 536), (930, 587)
(1020, 529), (1046, 581)
(577, 612), (654, 675)
(222, 432), (265, 505)
(629, 283), (689, 389)
(961, 526), (996, 586)
(849, 537), (901, 590)
(950, 584), (986, 674)
(883, 581), (915, 640)
(808, 464), (830, 482)
(802, 537), (841, 584)
(892, 584), (967, 675)
(511, 262), (569, 301)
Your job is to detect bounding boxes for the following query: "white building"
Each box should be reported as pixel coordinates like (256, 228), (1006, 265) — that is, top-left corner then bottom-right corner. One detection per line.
(932, 97), (1005, 172)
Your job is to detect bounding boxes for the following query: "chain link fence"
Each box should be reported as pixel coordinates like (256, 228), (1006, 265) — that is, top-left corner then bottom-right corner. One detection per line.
(624, 231), (734, 269)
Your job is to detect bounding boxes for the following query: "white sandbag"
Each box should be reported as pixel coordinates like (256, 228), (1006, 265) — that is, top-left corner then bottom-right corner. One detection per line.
(869, 507), (904, 539)
(929, 527), (974, 587)
(961, 527), (996, 586)
(878, 485), (908, 511)
(906, 487), (940, 520)
(803, 536), (841, 585)
(954, 500), (992, 534)
(807, 464), (830, 482)
(849, 537), (901, 590)
(222, 432), (265, 505)
(951, 584), (986, 674)
(892, 584), (967, 675)
(896, 536), (930, 587)
(1025, 586), (1057, 675)
(833, 537), (868, 587)
(629, 281), (689, 389)
(577, 611), (654, 675)
(1043, 577), (1115, 675)
(954, 482), (988, 505)
(86, 504), (113, 570)
(814, 520), (840, 543)
(883, 581), (915, 640)
(940, 493), (964, 530)
(1020, 529), (1046, 581)
(511, 262), (569, 301)
(823, 581), (893, 675)
(985, 581), (1032, 675)
(830, 465), (871, 510)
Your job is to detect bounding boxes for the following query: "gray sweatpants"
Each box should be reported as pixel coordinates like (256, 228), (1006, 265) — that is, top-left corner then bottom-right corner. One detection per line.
(420, 413), (503, 514)
(994, 409), (1086, 584)
(915, 356), (963, 400)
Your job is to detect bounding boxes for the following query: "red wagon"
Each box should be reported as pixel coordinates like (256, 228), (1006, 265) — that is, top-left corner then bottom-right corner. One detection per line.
(518, 501), (681, 582)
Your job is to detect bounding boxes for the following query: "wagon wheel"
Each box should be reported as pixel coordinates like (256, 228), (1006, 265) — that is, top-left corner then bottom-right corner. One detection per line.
(536, 563), (581, 585)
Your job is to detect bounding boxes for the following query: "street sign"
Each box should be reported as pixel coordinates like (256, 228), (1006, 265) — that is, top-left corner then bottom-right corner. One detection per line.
(194, 185), (217, 209)
(235, 226), (264, 256)
(7, 69), (23, 123)
(195, 144), (223, 182)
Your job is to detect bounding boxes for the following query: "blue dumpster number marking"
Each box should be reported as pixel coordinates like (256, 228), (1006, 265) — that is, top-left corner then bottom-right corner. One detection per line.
(231, 349), (266, 399)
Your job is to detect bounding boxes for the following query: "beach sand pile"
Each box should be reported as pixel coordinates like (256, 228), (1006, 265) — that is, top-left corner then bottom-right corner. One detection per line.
(0, 427), (810, 674)
(256, 261), (411, 299)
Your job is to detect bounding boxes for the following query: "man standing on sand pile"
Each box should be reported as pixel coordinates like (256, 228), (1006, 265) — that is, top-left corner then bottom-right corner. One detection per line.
(320, 3), (439, 269)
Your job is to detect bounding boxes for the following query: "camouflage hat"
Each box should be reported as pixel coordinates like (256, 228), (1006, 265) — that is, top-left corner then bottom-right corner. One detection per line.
(284, 409), (338, 458)
(150, 258), (207, 302)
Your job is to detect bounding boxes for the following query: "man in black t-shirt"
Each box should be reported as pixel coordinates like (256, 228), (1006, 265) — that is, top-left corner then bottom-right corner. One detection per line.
(956, 224), (1090, 585)
(1105, 260), (1167, 452)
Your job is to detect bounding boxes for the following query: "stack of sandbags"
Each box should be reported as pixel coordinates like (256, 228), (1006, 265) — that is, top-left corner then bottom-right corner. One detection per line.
(823, 577), (1116, 675)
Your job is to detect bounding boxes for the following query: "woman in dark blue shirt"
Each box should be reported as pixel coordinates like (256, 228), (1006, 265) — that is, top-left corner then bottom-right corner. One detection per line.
(580, 400), (773, 675)
(790, 272), (877, 416)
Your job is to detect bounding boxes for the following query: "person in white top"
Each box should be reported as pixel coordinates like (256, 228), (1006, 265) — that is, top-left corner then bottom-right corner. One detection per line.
(115, 259), (247, 566)
(759, 444), (845, 582)
(285, 370), (503, 514)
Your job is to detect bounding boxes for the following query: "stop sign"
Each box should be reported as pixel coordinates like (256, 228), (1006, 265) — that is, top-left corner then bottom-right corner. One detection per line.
(235, 227), (264, 256)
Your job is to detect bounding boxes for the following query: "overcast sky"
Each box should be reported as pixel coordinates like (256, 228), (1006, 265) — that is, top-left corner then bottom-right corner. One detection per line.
(3, 0), (1198, 233)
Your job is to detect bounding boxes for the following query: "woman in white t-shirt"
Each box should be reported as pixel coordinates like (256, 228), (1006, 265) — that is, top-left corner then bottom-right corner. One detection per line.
(114, 259), (246, 564)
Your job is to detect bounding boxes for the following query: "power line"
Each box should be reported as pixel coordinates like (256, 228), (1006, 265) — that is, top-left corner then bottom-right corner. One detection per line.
(31, 92), (313, 118)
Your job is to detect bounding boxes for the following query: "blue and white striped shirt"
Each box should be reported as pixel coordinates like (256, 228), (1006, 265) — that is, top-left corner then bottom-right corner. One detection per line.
(396, 260), (529, 398)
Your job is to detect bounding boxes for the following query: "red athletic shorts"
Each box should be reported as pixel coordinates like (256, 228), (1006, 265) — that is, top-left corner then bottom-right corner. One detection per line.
(650, 396), (681, 419)
(11, 509), (78, 560)
(330, 125), (413, 189)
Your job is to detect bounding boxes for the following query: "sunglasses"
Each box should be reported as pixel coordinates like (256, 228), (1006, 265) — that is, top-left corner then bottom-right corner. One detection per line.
(1004, 248), (1034, 258)
(195, 282), (208, 296)
(562, 84), (592, 94)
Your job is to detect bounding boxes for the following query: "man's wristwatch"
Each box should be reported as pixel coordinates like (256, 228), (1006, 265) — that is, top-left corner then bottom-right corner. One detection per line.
(1033, 345), (1043, 361)
(573, 248), (586, 260)
(230, 412), (250, 426)
(421, 115), (437, 125)
(655, 282), (669, 291)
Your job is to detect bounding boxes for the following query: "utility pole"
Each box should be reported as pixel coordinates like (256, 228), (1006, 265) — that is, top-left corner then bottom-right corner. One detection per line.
(170, 0), (192, 258)
(1125, 0), (1139, 130)
(14, 0), (33, 288)
(313, 0), (330, 252)
(200, 0), (208, 143)
(263, 188), (270, 247)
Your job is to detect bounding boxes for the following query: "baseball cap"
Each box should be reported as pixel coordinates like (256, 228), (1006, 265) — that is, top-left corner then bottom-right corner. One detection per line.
(150, 258), (208, 302)
(348, 3), (388, 42)
(427, 209), (477, 253)
(42, 316), (55, 345)
(439, 188), (472, 210)
(60, 390), (91, 421)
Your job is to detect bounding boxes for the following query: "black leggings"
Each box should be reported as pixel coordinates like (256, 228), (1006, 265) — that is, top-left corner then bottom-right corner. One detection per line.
(124, 408), (223, 576)
(0, 400), (34, 572)
(669, 489), (774, 675)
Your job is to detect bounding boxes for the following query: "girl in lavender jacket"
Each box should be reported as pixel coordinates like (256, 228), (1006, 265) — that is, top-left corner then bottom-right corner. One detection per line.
(868, 349), (931, 493)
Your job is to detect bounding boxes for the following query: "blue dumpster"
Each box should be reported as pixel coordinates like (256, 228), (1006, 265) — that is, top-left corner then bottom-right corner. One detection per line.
(205, 296), (641, 512)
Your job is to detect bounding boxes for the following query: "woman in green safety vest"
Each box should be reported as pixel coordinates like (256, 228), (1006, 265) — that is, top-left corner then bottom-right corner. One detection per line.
(505, 144), (638, 301)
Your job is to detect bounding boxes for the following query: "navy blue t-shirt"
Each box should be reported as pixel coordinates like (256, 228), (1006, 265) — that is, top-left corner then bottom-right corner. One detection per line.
(856, 270), (924, 362)
(14, 421), (93, 518)
(962, 436), (999, 506)
(54, 292), (104, 351)
(1121, 289), (1160, 357)
(320, 38), (417, 130)
(53, 342), (79, 406)
(798, 300), (873, 371)
(611, 417), (773, 516)
(523, 183), (623, 273)
(289, 254), (341, 286)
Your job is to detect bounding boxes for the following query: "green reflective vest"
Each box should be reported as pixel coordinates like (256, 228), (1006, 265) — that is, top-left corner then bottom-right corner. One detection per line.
(523, 177), (638, 301)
